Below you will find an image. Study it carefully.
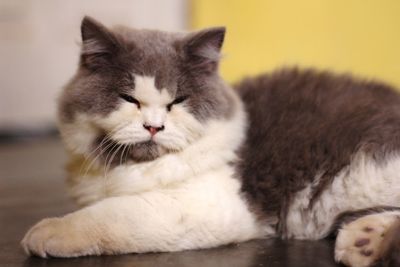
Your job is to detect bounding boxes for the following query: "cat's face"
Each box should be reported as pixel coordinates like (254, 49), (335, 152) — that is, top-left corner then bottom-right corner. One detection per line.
(58, 17), (231, 163)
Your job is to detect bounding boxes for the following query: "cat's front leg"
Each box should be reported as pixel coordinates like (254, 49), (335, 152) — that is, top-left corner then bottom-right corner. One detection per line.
(22, 195), (179, 257)
(22, 195), (171, 257)
(22, 175), (263, 257)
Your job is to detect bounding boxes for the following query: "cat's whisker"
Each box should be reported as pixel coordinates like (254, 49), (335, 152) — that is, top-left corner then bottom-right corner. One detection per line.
(80, 123), (131, 177)
(85, 125), (122, 158)
(103, 140), (127, 180)
(103, 143), (125, 194)
(125, 144), (132, 164)
(100, 142), (120, 196)
(82, 137), (116, 178)
(79, 135), (108, 169)
(79, 136), (112, 176)
(102, 142), (118, 178)
(105, 144), (123, 177)
(119, 144), (128, 166)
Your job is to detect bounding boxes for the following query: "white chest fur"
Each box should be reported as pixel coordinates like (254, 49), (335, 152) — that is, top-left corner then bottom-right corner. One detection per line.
(61, 86), (277, 252)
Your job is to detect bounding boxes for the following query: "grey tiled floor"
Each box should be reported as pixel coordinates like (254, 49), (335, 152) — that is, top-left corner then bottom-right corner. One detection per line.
(0, 137), (341, 267)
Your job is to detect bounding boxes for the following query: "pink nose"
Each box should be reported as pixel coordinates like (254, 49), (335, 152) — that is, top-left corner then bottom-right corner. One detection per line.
(143, 124), (165, 136)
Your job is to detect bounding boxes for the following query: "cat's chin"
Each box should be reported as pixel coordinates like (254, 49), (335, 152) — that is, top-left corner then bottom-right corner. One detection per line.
(128, 140), (166, 162)
(91, 135), (168, 165)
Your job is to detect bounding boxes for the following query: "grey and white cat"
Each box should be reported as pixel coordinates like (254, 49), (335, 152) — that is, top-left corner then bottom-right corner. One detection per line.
(22, 17), (400, 267)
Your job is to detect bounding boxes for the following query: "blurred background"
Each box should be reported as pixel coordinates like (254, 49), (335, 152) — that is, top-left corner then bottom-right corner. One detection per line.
(0, 2), (399, 265)
(1, 0), (400, 137)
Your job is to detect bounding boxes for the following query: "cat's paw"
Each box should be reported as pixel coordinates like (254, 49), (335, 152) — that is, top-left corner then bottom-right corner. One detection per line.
(334, 213), (399, 267)
(21, 217), (99, 258)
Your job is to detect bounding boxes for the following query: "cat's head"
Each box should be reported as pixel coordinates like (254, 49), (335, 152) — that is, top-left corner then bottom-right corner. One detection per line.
(58, 16), (234, 164)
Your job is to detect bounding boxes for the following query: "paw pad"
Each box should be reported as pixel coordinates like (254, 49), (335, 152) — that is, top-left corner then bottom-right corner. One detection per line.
(363, 227), (374, 233)
(355, 238), (370, 247)
(360, 249), (373, 257)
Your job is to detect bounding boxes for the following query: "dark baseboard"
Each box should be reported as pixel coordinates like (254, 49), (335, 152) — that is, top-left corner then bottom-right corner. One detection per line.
(0, 127), (59, 143)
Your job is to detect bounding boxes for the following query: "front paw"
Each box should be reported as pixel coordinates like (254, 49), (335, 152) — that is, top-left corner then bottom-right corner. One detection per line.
(21, 217), (100, 258)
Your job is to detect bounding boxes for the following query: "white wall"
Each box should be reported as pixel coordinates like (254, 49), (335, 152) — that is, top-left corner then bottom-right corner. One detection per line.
(0, 0), (188, 130)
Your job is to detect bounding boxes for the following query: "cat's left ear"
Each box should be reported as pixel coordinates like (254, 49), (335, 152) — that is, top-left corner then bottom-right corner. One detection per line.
(181, 27), (226, 74)
(80, 16), (123, 70)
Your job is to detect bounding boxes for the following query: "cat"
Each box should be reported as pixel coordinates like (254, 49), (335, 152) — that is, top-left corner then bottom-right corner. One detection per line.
(21, 16), (400, 267)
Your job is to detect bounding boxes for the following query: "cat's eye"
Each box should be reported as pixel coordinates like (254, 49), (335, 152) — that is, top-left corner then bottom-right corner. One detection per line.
(167, 96), (188, 111)
(119, 93), (140, 108)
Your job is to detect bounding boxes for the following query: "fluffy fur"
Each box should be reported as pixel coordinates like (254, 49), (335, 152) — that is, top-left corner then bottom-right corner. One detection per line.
(22, 17), (400, 267)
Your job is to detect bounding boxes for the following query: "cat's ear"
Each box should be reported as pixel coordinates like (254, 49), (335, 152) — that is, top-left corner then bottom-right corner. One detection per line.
(181, 27), (226, 74)
(80, 16), (122, 70)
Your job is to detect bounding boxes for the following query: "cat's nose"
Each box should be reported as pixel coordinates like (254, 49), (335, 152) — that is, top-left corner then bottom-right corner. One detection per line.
(143, 124), (165, 136)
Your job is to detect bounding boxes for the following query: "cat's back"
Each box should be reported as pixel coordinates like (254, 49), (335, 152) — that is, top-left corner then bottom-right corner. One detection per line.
(234, 68), (400, 233)
(235, 68), (400, 149)
(235, 68), (400, 120)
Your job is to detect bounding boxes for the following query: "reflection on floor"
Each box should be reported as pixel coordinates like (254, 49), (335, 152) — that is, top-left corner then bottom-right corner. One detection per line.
(0, 137), (341, 267)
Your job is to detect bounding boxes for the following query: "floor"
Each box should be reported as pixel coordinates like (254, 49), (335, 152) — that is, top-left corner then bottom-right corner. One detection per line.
(0, 137), (343, 267)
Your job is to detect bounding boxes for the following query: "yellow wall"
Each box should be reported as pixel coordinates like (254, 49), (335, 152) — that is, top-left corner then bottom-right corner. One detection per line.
(191, 0), (400, 87)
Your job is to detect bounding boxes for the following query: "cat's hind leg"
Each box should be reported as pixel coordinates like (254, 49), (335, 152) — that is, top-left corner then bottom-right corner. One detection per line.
(334, 210), (400, 267)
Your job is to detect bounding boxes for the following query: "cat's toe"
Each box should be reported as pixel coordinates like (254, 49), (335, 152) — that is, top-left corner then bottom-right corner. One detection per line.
(21, 217), (99, 258)
(21, 218), (59, 257)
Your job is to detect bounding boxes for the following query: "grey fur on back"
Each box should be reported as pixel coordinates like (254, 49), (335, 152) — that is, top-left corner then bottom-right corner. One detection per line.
(234, 68), (400, 234)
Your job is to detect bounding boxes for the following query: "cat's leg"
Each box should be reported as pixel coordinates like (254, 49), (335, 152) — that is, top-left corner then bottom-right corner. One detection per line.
(22, 171), (264, 257)
(334, 211), (400, 267)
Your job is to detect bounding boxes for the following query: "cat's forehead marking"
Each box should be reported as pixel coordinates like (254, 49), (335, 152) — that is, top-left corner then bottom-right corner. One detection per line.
(133, 75), (172, 105)
(119, 29), (179, 94)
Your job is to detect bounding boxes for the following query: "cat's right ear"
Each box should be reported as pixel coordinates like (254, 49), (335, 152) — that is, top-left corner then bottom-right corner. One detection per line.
(80, 16), (122, 70)
(181, 27), (226, 75)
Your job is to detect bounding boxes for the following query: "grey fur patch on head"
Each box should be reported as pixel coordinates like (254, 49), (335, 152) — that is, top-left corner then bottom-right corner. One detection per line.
(59, 16), (231, 123)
